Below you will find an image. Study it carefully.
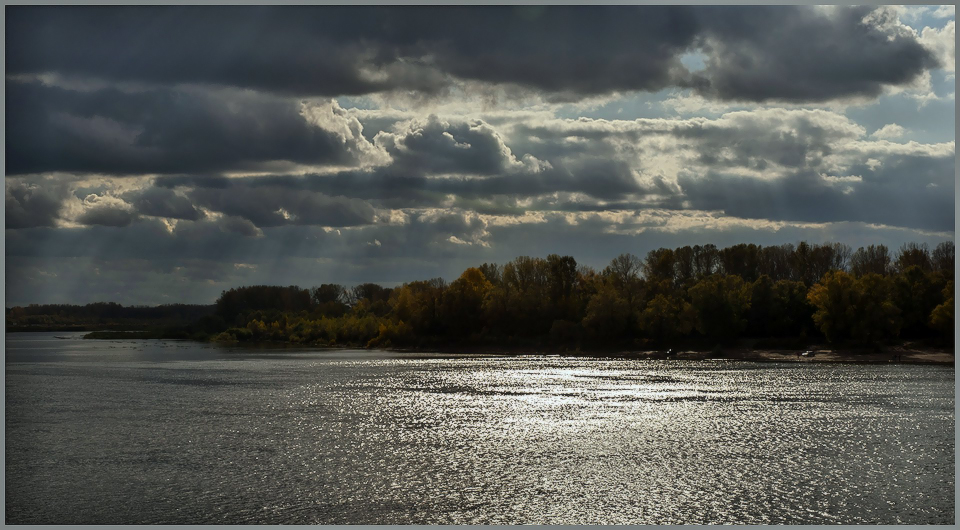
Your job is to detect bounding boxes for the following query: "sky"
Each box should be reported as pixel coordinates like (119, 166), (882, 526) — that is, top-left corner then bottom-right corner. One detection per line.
(4, 5), (956, 306)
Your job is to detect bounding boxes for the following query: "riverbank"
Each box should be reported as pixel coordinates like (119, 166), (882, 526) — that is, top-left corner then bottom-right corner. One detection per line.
(54, 330), (954, 365)
(664, 347), (954, 365)
(394, 345), (955, 365)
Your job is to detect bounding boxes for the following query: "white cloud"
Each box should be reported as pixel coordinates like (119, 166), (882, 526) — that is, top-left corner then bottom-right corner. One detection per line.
(919, 20), (956, 72)
(871, 123), (907, 139)
(932, 5), (955, 19)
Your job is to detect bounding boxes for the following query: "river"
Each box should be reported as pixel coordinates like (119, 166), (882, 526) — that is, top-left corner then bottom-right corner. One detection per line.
(5, 332), (955, 524)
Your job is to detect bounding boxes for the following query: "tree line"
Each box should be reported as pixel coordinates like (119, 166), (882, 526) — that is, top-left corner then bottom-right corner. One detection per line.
(211, 241), (955, 351)
(6, 302), (216, 331)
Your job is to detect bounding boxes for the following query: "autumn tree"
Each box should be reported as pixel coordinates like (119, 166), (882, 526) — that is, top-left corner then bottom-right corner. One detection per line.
(929, 280), (954, 342)
(892, 266), (942, 338)
(806, 271), (857, 342)
(770, 280), (815, 337)
(719, 243), (762, 282)
(931, 241), (955, 277)
(758, 244), (794, 281)
(311, 284), (348, 317)
(687, 274), (752, 342)
(850, 245), (891, 276)
(582, 284), (631, 342)
(215, 285), (312, 324)
(894, 243), (932, 273)
(638, 293), (695, 342)
(604, 253), (645, 312)
(441, 268), (493, 337)
(692, 244), (720, 279)
(642, 249), (675, 284)
(746, 275), (776, 336)
(503, 256), (550, 335)
(392, 279), (445, 336)
(673, 246), (696, 287)
(851, 274), (902, 344)
(808, 271), (901, 344)
(546, 254), (579, 322)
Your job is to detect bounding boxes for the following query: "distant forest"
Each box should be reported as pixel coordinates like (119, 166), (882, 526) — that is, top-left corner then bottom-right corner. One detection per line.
(207, 241), (954, 350)
(6, 302), (214, 332)
(6, 241), (954, 350)
(13, 241), (949, 351)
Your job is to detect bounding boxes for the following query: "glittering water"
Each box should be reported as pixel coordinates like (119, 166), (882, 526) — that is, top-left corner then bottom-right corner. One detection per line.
(6, 332), (955, 524)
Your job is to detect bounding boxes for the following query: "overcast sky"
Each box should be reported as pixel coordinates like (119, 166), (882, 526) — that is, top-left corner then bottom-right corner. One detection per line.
(5, 5), (956, 306)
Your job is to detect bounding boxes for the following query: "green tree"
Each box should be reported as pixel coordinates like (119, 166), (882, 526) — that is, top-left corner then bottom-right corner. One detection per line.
(931, 241), (955, 277)
(642, 248), (675, 284)
(441, 268), (493, 336)
(673, 246), (696, 287)
(758, 243), (794, 281)
(692, 244), (720, 279)
(688, 274), (752, 342)
(894, 243), (932, 273)
(770, 279), (814, 337)
(850, 245), (891, 276)
(546, 254), (579, 321)
(604, 253), (645, 313)
(719, 243), (761, 282)
(851, 273), (902, 344)
(929, 280), (954, 341)
(638, 293), (694, 342)
(582, 284), (631, 342)
(808, 271), (900, 344)
(747, 275), (776, 336)
(892, 266), (941, 338)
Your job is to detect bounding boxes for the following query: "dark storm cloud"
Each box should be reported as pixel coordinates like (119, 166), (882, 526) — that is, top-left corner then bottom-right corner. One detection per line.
(669, 110), (861, 169)
(122, 187), (205, 221)
(4, 213), (489, 264)
(186, 186), (377, 228)
(144, 115), (650, 219)
(155, 155), (646, 217)
(7, 6), (938, 103)
(5, 180), (68, 229)
(513, 109), (864, 171)
(678, 155), (955, 232)
(5, 80), (375, 175)
(693, 6), (939, 102)
(75, 204), (138, 227)
(216, 216), (262, 238)
(377, 116), (522, 176)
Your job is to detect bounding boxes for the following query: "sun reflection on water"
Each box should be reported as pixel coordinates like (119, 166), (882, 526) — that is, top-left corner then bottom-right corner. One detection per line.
(4, 342), (955, 525)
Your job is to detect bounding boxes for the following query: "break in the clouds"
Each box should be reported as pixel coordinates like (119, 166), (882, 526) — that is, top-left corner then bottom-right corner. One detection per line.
(4, 5), (955, 305)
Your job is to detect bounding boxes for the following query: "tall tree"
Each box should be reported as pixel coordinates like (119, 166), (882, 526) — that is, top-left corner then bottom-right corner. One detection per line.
(931, 241), (955, 277)
(441, 268), (493, 336)
(688, 274), (752, 342)
(692, 244), (720, 279)
(582, 284), (631, 342)
(893, 266), (941, 338)
(894, 243), (932, 273)
(808, 271), (900, 344)
(929, 280), (955, 342)
(638, 293), (695, 342)
(850, 245), (891, 276)
(719, 243), (761, 282)
(642, 249), (675, 283)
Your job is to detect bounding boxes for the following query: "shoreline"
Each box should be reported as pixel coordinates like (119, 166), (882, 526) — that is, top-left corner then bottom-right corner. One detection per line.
(388, 345), (955, 365)
(13, 330), (951, 365)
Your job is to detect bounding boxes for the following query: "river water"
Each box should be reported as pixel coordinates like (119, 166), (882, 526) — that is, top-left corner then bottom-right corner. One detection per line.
(5, 332), (955, 524)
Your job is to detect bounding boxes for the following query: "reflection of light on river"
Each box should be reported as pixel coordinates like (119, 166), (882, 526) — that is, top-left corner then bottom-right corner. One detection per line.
(4, 339), (955, 525)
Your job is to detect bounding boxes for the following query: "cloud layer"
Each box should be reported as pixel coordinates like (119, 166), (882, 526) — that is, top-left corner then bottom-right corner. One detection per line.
(7, 6), (941, 102)
(4, 6), (955, 305)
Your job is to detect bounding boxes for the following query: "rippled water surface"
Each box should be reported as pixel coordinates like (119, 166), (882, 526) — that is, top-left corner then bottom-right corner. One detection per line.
(6, 332), (955, 524)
